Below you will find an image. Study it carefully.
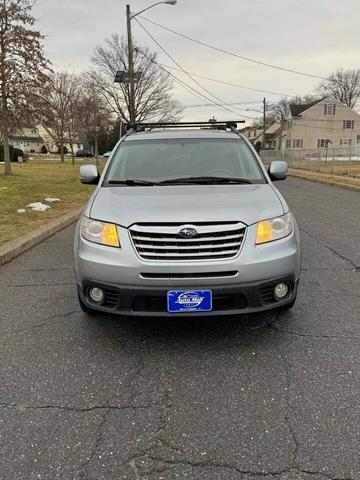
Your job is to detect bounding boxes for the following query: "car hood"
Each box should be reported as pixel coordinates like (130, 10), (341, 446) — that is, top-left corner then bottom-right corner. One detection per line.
(89, 184), (285, 228)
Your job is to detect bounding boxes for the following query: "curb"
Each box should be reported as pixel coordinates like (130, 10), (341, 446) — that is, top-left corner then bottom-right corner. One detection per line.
(289, 170), (360, 193)
(0, 207), (84, 266)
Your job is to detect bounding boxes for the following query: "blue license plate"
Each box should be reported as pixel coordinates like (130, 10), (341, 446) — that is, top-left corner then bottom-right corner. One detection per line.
(167, 290), (213, 313)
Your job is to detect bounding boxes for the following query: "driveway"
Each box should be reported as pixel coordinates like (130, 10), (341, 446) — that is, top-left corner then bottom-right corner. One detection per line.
(0, 177), (359, 480)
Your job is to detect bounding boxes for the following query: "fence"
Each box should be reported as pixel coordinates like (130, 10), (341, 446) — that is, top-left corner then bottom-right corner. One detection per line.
(260, 147), (360, 178)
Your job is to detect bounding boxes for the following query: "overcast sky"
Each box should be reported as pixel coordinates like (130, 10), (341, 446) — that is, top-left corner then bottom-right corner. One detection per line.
(34, 0), (360, 123)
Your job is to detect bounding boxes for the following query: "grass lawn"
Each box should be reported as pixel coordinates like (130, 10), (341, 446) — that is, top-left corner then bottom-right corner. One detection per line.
(289, 160), (360, 178)
(0, 159), (104, 247)
(289, 168), (360, 189)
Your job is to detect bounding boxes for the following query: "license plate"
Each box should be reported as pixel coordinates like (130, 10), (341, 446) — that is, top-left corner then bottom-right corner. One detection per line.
(167, 290), (213, 313)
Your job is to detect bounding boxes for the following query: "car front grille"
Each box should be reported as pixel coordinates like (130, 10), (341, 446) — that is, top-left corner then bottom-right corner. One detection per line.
(130, 223), (246, 261)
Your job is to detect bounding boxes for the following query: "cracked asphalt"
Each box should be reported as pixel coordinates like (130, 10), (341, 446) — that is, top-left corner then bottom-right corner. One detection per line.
(0, 177), (359, 480)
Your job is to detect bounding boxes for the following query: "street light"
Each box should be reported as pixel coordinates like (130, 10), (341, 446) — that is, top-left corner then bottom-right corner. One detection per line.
(125, 1), (178, 123)
(130, 1), (177, 19)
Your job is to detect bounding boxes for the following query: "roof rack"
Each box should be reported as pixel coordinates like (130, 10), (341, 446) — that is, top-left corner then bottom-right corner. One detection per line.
(127, 121), (245, 133)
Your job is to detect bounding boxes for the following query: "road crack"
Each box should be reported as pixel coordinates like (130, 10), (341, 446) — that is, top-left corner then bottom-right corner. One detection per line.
(4, 282), (76, 288)
(0, 310), (79, 337)
(0, 402), (163, 413)
(270, 323), (360, 341)
(300, 227), (359, 271)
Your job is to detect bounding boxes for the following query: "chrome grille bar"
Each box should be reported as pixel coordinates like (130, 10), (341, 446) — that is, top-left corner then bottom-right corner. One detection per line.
(136, 250), (240, 258)
(132, 233), (244, 243)
(136, 241), (242, 251)
(130, 223), (246, 261)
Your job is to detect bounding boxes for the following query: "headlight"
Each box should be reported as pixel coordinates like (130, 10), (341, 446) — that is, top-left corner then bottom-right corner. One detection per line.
(81, 217), (120, 248)
(256, 212), (293, 245)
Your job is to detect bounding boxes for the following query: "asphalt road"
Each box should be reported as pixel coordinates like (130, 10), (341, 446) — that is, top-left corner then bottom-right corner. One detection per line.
(1, 177), (360, 480)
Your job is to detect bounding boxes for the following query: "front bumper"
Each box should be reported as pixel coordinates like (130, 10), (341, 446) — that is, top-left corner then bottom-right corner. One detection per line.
(74, 219), (301, 316)
(78, 276), (298, 317)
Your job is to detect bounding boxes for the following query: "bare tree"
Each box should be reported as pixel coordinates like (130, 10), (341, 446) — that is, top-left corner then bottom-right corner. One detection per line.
(0, 0), (51, 174)
(90, 35), (183, 124)
(41, 72), (80, 162)
(270, 95), (320, 122)
(75, 77), (113, 166)
(317, 69), (360, 109)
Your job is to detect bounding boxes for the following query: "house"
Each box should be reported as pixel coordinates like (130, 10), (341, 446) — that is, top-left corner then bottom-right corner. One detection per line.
(242, 122), (282, 150)
(9, 125), (44, 153)
(36, 124), (84, 154)
(9, 124), (84, 154)
(242, 126), (262, 144)
(283, 97), (360, 151)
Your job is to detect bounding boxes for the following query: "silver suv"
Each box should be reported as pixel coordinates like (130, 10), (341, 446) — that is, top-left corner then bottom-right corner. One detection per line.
(74, 121), (300, 317)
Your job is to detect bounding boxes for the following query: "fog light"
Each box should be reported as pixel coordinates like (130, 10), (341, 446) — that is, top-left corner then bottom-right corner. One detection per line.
(89, 287), (105, 304)
(274, 283), (289, 300)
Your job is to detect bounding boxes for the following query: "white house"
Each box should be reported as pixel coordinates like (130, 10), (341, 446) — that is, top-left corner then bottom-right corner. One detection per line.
(283, 97), (360, 151)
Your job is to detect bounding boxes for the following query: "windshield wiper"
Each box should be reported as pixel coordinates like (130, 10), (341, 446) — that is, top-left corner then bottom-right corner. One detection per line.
(160, 176), (254, 185)
(108, 179), (160, 186)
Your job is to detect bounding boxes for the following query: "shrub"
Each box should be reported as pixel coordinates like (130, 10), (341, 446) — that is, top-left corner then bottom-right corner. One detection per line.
(0, 144), (25, 162)
(0, 144), (14, 162)
(14, 148), (25, 162)
(57, 145), (68, 154)
(41, 145), (48, 154)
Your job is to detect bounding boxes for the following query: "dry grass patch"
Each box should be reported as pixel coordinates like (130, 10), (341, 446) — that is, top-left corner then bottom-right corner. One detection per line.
(0, 159), (104, 247)
(289, 168), (360, 190)
(289, 160), (360, 178)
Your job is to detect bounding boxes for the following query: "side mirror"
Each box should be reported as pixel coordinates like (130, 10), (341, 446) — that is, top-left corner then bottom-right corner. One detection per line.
(80, 165), (99, 185)
(268, 161), (288, 181)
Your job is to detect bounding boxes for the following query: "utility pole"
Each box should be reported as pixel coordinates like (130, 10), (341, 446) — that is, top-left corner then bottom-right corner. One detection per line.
(262, 97), (266, 150)
(121, 2), (177, 124)
(126, 4), (135, 124)
(279, 113), (284, 152)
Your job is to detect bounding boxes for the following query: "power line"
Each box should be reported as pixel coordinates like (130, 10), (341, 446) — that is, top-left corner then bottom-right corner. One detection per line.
(136, 47), (257, 120)
(158, 63), (293, 98)
(183, 100), (264, 109)
(139, 15), (327, 81)
(134, 17), (242, 116)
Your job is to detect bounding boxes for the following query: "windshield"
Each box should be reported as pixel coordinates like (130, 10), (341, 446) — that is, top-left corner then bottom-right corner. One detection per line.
(104, 138), (266, 185)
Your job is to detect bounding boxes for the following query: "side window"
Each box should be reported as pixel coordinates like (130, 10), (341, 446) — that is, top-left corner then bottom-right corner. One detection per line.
(292, 139), (303, 148)
(343, 120), (354, 129)
(324, 104), (335, 115)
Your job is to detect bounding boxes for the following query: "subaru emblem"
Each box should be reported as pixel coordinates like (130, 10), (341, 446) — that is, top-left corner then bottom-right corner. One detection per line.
(179, 227), (198, 239)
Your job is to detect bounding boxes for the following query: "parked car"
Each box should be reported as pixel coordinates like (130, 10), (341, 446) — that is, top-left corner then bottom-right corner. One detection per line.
(74, 121), (301, 317)
(76, 150), (94, 158)
(103, 151), (113, 159)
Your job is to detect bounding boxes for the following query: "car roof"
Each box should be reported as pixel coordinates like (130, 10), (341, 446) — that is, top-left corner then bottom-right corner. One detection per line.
(123, 129), (244, 142)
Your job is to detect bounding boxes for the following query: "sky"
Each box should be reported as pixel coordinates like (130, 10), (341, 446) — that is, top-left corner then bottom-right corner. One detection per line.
(34, 0), (360, 123)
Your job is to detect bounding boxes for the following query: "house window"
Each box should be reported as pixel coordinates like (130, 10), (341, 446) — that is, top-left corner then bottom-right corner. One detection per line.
(286, 140), (291, 148)
(343, 120), (354, 129)
(317, 139), (327, 148)
(357, 135), (360, 144)
(340, 139), (352, 146)
(77, 143), (81, 149)
(292, 138), (303, 148)
(324, 103), (335, 115)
